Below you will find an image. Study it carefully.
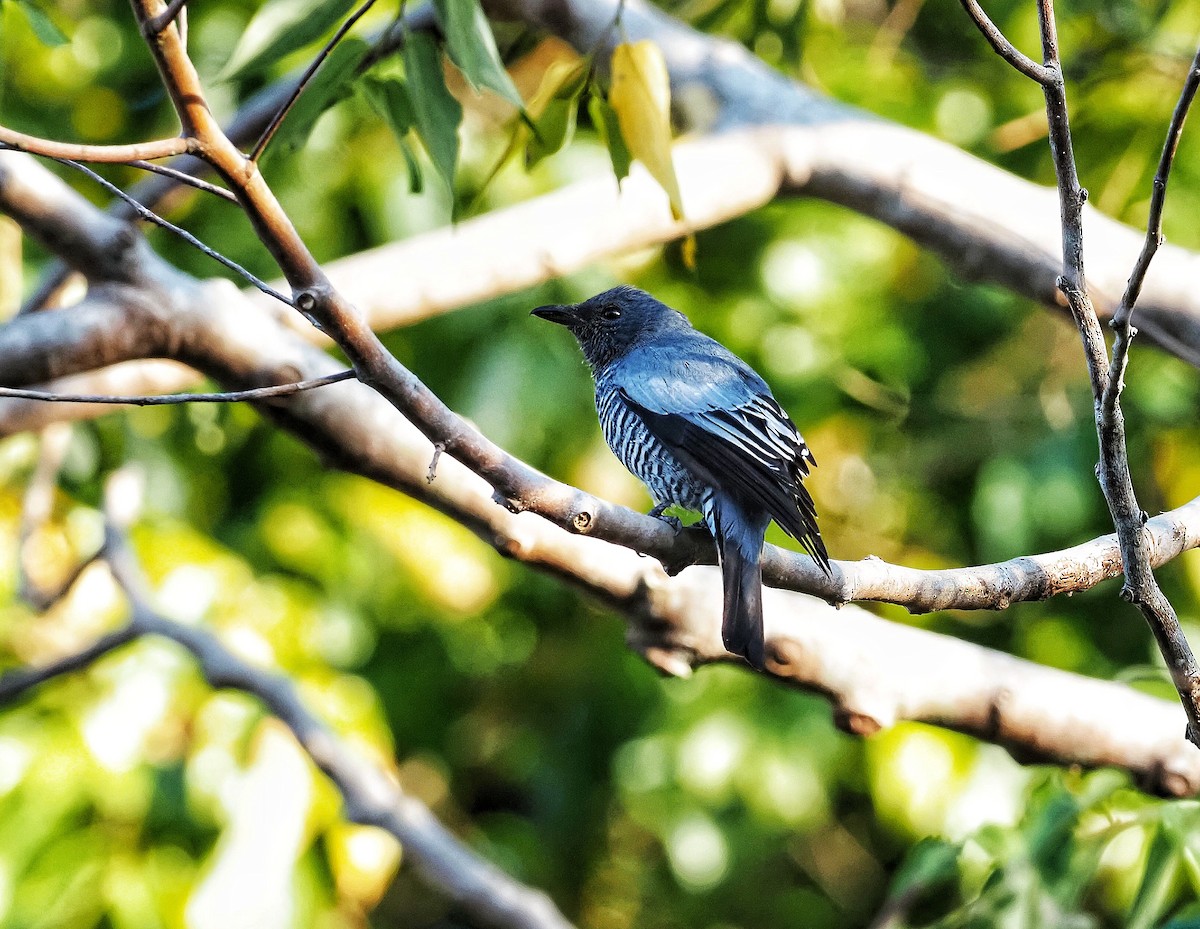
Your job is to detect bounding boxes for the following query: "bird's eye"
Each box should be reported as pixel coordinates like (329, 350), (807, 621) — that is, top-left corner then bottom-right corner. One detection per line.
(600, 306), (622, 321)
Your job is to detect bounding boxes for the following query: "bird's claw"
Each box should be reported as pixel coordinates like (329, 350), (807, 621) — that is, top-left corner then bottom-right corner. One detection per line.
(648, 504), (683, 532)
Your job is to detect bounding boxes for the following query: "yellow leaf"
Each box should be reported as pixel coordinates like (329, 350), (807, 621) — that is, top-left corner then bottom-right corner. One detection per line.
(609, 40), (685, 221)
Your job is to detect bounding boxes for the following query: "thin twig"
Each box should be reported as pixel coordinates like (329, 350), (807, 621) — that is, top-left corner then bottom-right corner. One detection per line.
(0, 369), (356, 406)
(126, 159), (238, 203)
(148, 0), (189, 34)
(957, 0), (1054, 84)
(0, 626), (138, 703)
(0, 131), (189, 164)
(48, 155), (293, 306)
(1035, 0), (1200, 743)
(1102, 45), (1200, 421)
(249, 0), (379, 162)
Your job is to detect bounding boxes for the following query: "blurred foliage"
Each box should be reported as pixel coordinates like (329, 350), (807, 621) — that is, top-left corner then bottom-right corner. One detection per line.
(3, 0), (1200, 926)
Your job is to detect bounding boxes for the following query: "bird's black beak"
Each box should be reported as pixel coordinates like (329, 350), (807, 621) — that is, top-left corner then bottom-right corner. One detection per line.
(531, 304), (577, 326)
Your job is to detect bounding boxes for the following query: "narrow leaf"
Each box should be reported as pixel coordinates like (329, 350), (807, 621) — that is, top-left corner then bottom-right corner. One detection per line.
(267, 37), (369, 156)
(1127, 824), (1181, 929)
(402, 31), (462, 191)
(399, 137), (424, 194)
(14, 0), (68, 46)
(608, 40), (684, 220)
(432, 0), (522, 109)
(588, 93), (631, 182)
(221, 0), (357, 81)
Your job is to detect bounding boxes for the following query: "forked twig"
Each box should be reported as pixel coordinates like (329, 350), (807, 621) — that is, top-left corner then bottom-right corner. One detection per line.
(960, 0), (1200, 743)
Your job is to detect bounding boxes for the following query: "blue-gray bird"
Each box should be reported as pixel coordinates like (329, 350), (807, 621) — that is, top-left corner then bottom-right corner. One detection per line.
(533, 285), (831, 670)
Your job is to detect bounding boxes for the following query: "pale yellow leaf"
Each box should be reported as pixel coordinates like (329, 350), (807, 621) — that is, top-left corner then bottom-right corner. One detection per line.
(609, 40), (685, 221)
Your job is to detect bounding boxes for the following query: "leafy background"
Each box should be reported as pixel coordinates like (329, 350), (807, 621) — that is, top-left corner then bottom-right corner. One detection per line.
(3, 0), (1200, 926)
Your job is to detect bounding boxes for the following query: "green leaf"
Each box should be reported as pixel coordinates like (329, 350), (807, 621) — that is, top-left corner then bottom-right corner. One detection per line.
(398, 137), (424, 194)
(1127, 825), (1181, 929)
(588, 92), (631, 183)
(888, 837), (961, 899)
(432, 0), (522, 109)
(526, 68), (586, 168)
(402, 31), (462, 192)
(363, 75), (417, 139)
(267, 37), (369, 156)
(221, 0), (357, 81)
(13, 0), (68, 46)
(363, 74), (424, 193)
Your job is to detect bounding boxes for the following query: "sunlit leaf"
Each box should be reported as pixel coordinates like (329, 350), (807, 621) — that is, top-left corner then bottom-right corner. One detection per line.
(268, 37), (369, 156)
(402, 31), (462, 191)
(432, 0), (522, 109)
(608, 40), (684, 220)
(587, 92), (631, 182)
(13, 0), (68, 46)
(220, 0), (357, 80)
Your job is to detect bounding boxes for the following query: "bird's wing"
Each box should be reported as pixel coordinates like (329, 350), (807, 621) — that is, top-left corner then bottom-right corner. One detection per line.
(616, 345), (829, 566)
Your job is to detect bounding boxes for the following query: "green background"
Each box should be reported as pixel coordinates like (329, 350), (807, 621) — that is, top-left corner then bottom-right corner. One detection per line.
(3, 0), (1200, 925)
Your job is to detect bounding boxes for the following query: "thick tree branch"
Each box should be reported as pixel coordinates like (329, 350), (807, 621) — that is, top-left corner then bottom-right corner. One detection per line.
(3, 3), (1199, 791)
(2, 213), (1198, 791)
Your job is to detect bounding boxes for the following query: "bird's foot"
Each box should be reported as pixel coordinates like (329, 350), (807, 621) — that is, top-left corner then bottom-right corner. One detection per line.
(647, 503), (683, 532)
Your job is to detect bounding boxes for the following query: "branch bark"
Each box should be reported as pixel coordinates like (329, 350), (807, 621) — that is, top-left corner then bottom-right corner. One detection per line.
(2, 150), (1198, 792)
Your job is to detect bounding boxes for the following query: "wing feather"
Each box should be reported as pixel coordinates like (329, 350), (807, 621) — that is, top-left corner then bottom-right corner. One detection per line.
(617, 362), (829, 569)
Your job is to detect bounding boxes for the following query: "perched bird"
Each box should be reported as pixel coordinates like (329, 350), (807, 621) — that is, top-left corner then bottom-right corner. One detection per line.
(532, 285), (831, 669)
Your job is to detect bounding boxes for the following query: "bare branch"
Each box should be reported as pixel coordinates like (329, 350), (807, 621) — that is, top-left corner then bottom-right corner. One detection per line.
(0, 368), (355, 406)
(0, 129), (191, 164)
(957, 0), (1054, 83)
(1103, 45), (1200, 420)
(44, 154), (293, 305)
(249, 0), (380, 162)
(125, 158), (238, 203)
(3, 502), (577, 929)
(4, 1), (1199, 785)
(977, 0), (1200, 741)
(148, 0), (189, 34)
(0, 627), (139, 703)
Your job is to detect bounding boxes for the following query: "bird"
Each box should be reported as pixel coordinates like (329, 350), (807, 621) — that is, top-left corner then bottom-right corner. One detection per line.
(532, 285), (831, 670)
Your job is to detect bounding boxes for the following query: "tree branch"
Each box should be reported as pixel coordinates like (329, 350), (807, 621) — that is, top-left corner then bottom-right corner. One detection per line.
(957, 0), (1054, 84)
(0, 130), (190, 164)
(1, 485), (577, 929)
(249, 0), (380, 162)
(1103, 45), (1200, 419)
(3, 9), (1199, 789)
(0, 368), (355, 406)
(968, 0), (1200, 741)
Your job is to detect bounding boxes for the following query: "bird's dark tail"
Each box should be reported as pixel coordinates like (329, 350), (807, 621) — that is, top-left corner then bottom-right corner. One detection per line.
(707, 494), (771, 671)
(720, 543), (765, 670)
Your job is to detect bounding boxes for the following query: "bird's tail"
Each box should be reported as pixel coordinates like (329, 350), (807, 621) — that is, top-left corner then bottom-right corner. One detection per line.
(707, 494), (770, 671)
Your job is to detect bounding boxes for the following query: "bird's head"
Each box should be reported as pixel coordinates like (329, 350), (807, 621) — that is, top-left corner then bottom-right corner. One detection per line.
(531, 285), (689, 368)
